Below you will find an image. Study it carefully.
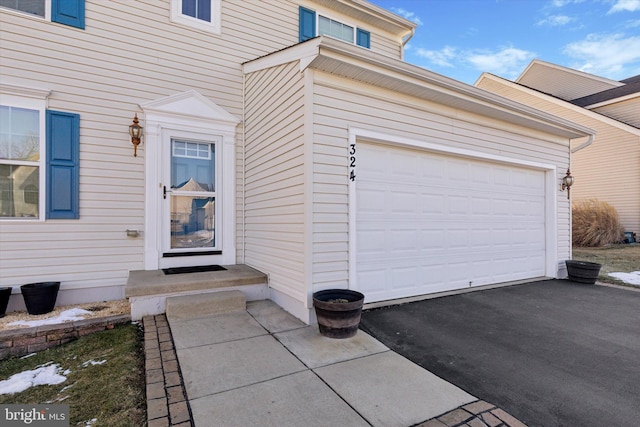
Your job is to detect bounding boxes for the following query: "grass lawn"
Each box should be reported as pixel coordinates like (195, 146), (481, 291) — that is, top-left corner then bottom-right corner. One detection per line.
(572, 244), (640, 286)
(0, 323), (146, 426)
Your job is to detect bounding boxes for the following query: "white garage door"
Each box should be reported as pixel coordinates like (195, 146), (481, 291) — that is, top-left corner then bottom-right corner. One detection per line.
(356, 143), (547, 303)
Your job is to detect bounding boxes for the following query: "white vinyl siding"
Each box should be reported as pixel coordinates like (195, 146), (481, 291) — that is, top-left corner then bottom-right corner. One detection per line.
(477, 76), (640, 234)
(244, 61), (307, 303)
(310, 73), (571, 294)
(0, 0), (298, 294)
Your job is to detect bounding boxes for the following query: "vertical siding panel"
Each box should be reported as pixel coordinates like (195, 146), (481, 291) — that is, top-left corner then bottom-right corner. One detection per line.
(244, 61), (307, 302)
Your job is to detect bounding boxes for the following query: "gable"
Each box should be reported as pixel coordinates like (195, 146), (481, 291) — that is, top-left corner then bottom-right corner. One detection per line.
(140, 90), (239, 125)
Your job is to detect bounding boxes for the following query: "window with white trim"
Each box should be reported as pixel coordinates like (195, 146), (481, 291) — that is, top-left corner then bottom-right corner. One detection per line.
(1, 84), (80, 220)
(299, 6), (370, 48)
(0, 105), (42, 218)
(318, 15), (354, 44)
(0, 0), (45, 17)
(0, 0), (85, 29)
(170, 0), (221, 34)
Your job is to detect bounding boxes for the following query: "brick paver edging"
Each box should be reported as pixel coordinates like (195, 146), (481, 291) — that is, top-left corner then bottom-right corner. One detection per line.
(143, 314), (194, 427)
(0, 314), (131, 359)
(139, 314), (527, 427)
(416, 399), (528, 427)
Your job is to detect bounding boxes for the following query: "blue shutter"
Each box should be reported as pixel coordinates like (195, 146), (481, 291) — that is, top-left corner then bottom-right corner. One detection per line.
(46, 110), (80, 219)
(299, 6), (316, 42)
(52, 0), (85, 29)
(356, 28), (370, 48)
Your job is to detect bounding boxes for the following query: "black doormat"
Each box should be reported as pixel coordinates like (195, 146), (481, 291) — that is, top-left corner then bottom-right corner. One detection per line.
(162, 265), (227, 275)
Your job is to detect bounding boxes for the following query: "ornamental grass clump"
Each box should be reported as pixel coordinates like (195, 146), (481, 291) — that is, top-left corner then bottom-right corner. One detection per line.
(572, 199), (625, 247)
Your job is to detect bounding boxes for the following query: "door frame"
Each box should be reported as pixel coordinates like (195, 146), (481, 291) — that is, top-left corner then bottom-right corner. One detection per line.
(347, 127), (560, 298)
(140, 91), (240, 270)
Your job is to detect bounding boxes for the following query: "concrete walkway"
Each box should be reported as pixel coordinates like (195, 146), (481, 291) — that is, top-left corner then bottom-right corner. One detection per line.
(144, 299), (529, 426)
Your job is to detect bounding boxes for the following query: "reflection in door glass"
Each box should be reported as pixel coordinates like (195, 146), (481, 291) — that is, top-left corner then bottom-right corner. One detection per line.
(171, 140), (215, 191)
(170, 196), (215, 249)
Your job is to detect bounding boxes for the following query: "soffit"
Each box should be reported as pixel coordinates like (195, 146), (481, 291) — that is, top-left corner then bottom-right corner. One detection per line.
(517, 60), (622, 101)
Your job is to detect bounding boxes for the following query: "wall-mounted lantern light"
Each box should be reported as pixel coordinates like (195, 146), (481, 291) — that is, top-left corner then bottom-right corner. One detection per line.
(129, 113), (143, 157)
(561, 168), (574, 199)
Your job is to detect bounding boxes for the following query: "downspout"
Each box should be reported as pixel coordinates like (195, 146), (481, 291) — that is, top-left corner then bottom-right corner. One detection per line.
(242, 72), (246, 262)
(566, 133), (594, 264)
(400, 28), (415, 61)
(571, 134), (594, 153)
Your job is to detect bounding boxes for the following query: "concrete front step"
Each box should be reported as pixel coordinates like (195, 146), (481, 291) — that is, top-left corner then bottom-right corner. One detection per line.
(166, 290), (246, 321)
(125, 264), (268, 320)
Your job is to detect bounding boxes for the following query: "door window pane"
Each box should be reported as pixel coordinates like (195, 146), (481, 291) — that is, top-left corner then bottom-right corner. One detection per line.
(170, 196), (215, 249)
(171, 140), (215, 192)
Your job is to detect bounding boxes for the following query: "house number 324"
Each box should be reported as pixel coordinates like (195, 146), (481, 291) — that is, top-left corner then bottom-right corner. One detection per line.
(349, 144), (356, 182)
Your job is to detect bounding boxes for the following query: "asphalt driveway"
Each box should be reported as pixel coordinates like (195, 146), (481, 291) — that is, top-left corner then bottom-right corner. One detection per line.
(359, 280), (640, 427)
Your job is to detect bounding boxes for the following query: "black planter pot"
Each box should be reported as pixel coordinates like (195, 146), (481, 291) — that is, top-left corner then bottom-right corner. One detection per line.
(566, 260), (602, 284)
(312, 289), (365, 339)
(0, 287), (12, 318)
(21, 282), (60, 315)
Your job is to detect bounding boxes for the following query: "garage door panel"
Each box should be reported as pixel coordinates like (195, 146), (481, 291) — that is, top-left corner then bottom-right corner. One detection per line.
(356, 143), (547, 303)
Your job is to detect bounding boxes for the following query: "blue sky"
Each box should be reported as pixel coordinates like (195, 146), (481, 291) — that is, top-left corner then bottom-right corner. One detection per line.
(368, 0), (640, 85)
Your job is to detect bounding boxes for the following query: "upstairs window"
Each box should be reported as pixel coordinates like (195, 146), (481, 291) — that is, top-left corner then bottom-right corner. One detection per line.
(299, 6), (370, 49)
(319, 16), (354, 43)
(0, 0), (85, 29)
(182, 0), (210, 22)
(171, 0), (221, 34)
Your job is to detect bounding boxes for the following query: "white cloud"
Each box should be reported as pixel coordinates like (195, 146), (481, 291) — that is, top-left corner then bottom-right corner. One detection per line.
(537, 15), (575, 26)
(466, 47), (536, 77)
(550, 0), (585, 7)
(415, 46), (458, 67)
(390, 7), (423, 25)
(608, 0), (640, 13)
(563, 33), (640, 76)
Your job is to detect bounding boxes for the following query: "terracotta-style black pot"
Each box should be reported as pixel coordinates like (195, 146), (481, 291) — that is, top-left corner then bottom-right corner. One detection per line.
(0, 287), (12, 318)
(21, 282), (60, 315)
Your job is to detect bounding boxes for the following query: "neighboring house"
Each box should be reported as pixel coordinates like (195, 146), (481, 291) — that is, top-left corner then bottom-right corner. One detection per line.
(1, 1), (593, 323)
(476, 59), (640, 236)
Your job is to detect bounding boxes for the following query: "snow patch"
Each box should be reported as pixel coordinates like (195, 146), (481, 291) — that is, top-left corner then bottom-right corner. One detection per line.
(0, 363), (69, 395)
(7, 308), (93, 327)
(608, 271), (640, 285)
(82, 359), (107, 367)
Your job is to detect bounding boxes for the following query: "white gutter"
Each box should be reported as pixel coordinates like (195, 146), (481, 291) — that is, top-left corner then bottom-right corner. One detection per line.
(401, 28), (415, 61)
(571, 134), (595, 153)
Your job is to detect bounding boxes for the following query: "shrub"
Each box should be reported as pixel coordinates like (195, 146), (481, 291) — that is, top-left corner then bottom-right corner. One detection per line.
(572, 199), (625, 247)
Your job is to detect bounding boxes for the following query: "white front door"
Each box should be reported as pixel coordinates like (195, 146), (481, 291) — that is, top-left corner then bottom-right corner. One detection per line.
(162, 136), (221, 258)
(141, 91), (240, 271)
